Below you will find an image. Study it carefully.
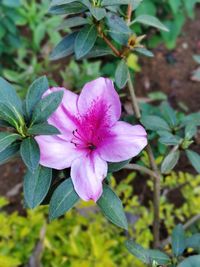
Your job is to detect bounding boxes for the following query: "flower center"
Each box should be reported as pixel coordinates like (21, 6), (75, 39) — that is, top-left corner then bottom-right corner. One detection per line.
(71, 129), (97, 151)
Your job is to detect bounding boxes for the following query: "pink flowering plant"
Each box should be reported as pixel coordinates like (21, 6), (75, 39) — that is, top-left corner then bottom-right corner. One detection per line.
(0, 0), (200, 266)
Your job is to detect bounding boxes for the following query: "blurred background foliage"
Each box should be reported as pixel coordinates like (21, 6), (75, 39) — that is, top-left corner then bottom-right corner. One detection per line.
(0, 0), (200, 266)
(0, 170), (200, 267)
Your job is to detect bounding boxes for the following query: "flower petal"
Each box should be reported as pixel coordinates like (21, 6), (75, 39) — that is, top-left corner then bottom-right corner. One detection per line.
(45, 87), (79, 139)
(98, 121), (147, 162)
(78, 77), (121, 125)
(35, 135), (84, 170)
(71, 153), (108, 202)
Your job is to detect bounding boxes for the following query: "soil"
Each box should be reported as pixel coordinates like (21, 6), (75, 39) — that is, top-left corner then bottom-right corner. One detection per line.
(0, 9), (200, 219)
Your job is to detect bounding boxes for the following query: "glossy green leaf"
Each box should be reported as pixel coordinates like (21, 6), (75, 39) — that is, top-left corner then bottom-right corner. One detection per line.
(108, 159), (131, 173)
(172, 224), (186, 257)
(160, 102), (177, 128)
(185, 234), (200, 253)
(27, 123), (60, 136)
(161, 150), (180, 174)
(50, 32), (78, 60)
(0, 133), (21, 153)
(115, 60), (129, 89)
(125, 240), (171, 265)
(131, 15), (169, 32)
(57, 17), (88, 29)
(20, 138), (40, 173)
(75, 25), (97, 59)
(106, 13), (132, 45)
(178, 255), (200, 267)
(85, 45), (112, 58)
(134, 47), (154, 57)
(97, 184), (128, 229)
(24, 166), (52, 209)
(49, 178), (79, 221)
(185, 123), (197, 140)
(49, 2), (86, 15)
(0, 143), (20, 165)
(0, 103), (21, 128)
(31, 91), (63, 125)
(90, 7), (106, 21)
(25, 76), (49, 117)
(141, 115), (170, 132)
(186, 150), (200, 173)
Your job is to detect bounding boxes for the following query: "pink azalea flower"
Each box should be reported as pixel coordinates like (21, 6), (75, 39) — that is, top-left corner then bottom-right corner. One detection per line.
(35, 78), (147, 202)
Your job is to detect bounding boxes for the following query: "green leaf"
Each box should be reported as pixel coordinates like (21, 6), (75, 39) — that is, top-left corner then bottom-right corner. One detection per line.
(75, 25), (97, 59)
(186, 150), (200, 173)
(85, 45), (112, 59)
(49, 178), (79, 221)
(182, 112), (200, 127)
(0, 103), (21, 128)
(108, 159), (131, 173)
(20, 138), (40, 173)
(161, 150), (180, 174)
(27, 123), (60, 136)
(102, 0), (142, 7)
(50, 32), (78, 60)
(185, 234), (200, 253)
(0, 143), (20, 165)
(24, 166), (52, 209)
(97, 184), (128, 229)
(49, 2), (87, 15)
(134, 47), (154, 57)
(0, 133), (21, 153)
(31, 91), (63, 125)
(141, 115), (171, 132)
(168, 0), (182, 15)
(185, 123), (197, 140)
(57, 17), (88, 29)
(106, 13), (132, 45)
(115, 60), (129, 89)
(172, 224), (186, 257)
(193, 55), (200, 64)
(159, 133), (182, 146)
(160, 102), (177, 128)
(90, 7), (106, 21)
(2, 0), (21, 7)
(178, 255), (200, 267)
(131, 15), (169, 32)
(25, 76), (49, 117)
(51, 0), (77, 6)
(125, 240), (171, 265)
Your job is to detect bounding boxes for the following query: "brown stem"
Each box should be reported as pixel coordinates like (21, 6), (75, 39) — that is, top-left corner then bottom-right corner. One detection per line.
(126, 4), (132, 24)
(97, 25), (122, 57)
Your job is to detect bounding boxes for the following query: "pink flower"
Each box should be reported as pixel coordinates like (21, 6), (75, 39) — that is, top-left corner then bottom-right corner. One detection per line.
(35, 78), (147, 202)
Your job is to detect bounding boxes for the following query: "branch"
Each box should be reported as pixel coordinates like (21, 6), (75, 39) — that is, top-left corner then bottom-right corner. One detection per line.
(125, 163), (158, 179)
(126, 4), (132, 24)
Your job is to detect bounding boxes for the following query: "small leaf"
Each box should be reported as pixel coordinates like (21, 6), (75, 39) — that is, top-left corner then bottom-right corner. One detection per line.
(0, 133), (21, 153)
(50, 32), (78, 60)
(49, 2), (86, 15)
(85, 45), (112, 59)
(25, 76), (49, 117)
(75, 25), (98, 59)
(0, 143), (20, 165)
(108, 159), (131, 173)
(185, 233), (200, 253)
(193, 55), (200, 64)
(161, 150), (180, 174)
(172, 224), (186, 257)
(57, 17), (88, 29)
(185, 123), (197, 140)
(20, 138), (40, 173)
(159, 133), (182, 146)
(131, 15), (169, 32)
(0, 103), (21, 129)
(141, 115), (171, 132)
(125, 240), (148, 263)
(115, 60), (129, 88)
(24, 166), (52, 209)
(49, 178), (79, 221)
(28, 123), (60, 136)
(186, 150), (200, 173)
(97, 184), (128, 229)
(106, 13), (132, 45)
(90, 7), (106, 21)
(177, 255), (200, 267)
(160, 101), (177, 127)
(31, 91), (63, 125)
(134, 47), (154, 57)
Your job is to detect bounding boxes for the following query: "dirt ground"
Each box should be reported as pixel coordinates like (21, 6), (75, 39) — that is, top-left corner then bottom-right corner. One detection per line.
(0, 10), (200, 214)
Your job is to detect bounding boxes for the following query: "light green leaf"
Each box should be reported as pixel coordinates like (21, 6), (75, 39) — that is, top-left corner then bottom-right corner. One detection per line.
(134, 47), (154, 57)
(178, 255), (200, 267)
(131, 15), (169, 32)
(161, 150), (180, 174)
(115, 60), (129, 88)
